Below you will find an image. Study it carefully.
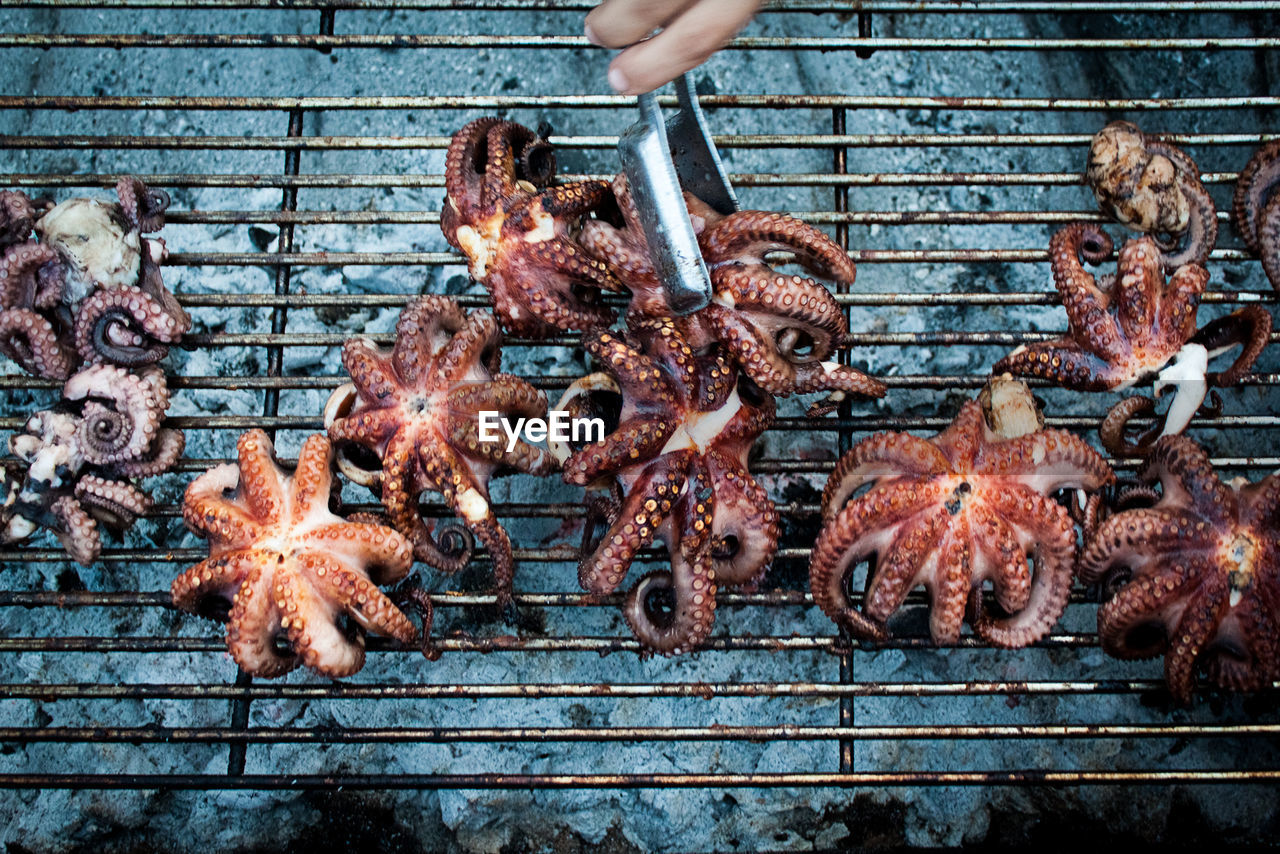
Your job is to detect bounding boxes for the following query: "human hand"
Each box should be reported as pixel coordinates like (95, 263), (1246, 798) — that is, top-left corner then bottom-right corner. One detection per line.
(585, 0), (764, 95)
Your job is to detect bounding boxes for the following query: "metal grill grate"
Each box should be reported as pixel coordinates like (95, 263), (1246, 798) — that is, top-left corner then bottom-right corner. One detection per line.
(1, 0), (1279, 837)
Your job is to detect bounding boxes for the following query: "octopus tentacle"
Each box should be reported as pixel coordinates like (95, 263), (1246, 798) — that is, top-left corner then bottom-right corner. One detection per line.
(704, 450), (777, 590)
(562, 416), (674, 487)
(416, 438), (515, 606)
(113, 427), (185, 478)
(380, 428), (471, 573)
(811, 479), (953, 640)
(1078, 507), (1215, 583)
(791, 360), (886, 415)
(1192, 305), (1273, 387)
(289, 433), (336, 523)
(74, 475), (152, 529)
(393, 295), (465, 388)
(821, 432), (951, 521)
(974, 427), (1114, 494)
(73, 286), (183, 367)
(114, 177), (170, 234)
(579, 464), (686, 595)
(1233, 139), (1280, 257)
(444, 117), (504, 221)
(703, 303), (798, 394)
(976, 517), (1031, 615)
(1049, 224), (1128, 362)
(622, 461), (717, 655)
(182, 462), (265, 544)
(0, 190), (36, 249)
(1155, 261), (1208, 344)
(992, 339), (1120, 392)
(339, 338), (401, 407)
(63, 365), (164, 464)
(1143, 435), (1237, 526)
(1164, 577), (1230, 705)
(305, 552), (417, 643)
(0, 241), (60, 309)
(1143, 140), (1217, 270)
(970, 498), (1075, 648)
(226, 561), (300, 678)
(1095, 560), (1204, 660)
(433, 308), (500, 388)
(584, 330), (675, 405)
(171, 551), (255, 615)
(0, 307), (76, 380)
(1099, 396), (1163, 457)
(862, 508), (949, 628)
(49, 494), (100, 566)
(701, 210), (858, 286)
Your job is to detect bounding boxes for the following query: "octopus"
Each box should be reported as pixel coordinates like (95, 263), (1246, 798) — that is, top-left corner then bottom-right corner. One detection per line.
(1233, 139), (1280, 292)
(0, 178), (189, 379)
(993, 223), (1270, 455)
(1079, 435), (1280, 705)
(1086, 121), (1217, 270)
(173, 429), (419, 678)
(1, 364), (184, 564)
(558, 318), (777, 655)
(580, 173), (885, 415)
(440, 118), (623, 337)
(324, 295), (554, 609)
(809, 377), (1114, 647)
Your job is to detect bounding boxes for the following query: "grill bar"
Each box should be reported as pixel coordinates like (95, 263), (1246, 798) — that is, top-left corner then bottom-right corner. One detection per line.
(6, 723), (1279, 744)
(0, 771), (1275, 790)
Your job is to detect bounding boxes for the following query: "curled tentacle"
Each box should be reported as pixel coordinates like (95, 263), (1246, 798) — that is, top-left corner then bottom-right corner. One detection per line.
(0, 190), (36, 249)
(74, 286), (184, 367)
(1100, 395), (1163, 457)
(1192, 305), (1273, 387)
(0, 307), (77, 380)
(74, 475), (152, 529)
(115, 177), (170, 234)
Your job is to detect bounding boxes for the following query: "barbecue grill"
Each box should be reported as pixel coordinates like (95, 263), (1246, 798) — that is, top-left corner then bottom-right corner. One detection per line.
(1, 2), (1278, 849)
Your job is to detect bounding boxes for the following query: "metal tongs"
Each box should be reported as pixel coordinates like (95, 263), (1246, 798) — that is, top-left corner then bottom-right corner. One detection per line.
(618, 73), (739, 315)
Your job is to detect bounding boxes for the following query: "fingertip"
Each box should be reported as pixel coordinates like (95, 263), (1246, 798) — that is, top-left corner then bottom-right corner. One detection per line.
(607, 64), (632, 94)
(584, 21), (604, 47)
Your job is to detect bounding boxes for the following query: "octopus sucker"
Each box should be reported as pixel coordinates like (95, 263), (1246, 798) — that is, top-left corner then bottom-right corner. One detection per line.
(580, 173), (884, 407)
(565, 320), (777, 655)
(325, 295), (553, 608)
(173, 430), (419, 678)
(1, 364), (182, 565)
(1079, 435), (1280, 705)
(441, 118), (622, 337)
(811, 379), (1113, 647)
(1086, 121), (1217, 270)
(1233, 139), (1280, 292)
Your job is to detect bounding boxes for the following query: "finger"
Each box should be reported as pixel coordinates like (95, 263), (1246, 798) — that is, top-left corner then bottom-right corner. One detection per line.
(585, 0), (698, 49)
(607, 0), (761, 95)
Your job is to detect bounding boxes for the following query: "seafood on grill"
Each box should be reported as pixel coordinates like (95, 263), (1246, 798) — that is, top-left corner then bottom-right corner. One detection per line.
(1232, 139), (1280, 292)
(1079, 435), (1280, 705)
(558, 319), (777, 656)
(1, 364), (183, 565)
(173, 429), (419, 678)
(810, 377), (1113, 647)
(324, 295), (554, 609)
(994, 223), (1271, 456)
(1086, 121), (1217, 270)
(0, 178), (190, 380)
(441, 118), (624, 337)
(580, 173), (885, 415)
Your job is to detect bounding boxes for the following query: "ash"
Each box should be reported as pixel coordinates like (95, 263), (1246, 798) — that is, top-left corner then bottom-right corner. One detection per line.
(0, 5), (1278, 852)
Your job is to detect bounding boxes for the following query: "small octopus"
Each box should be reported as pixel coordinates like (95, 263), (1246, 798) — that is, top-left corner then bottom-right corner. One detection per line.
(1079, 435), (1280, 705)
(1086, 121), (1217, 270)
(0, 178), (190, 379)
(325, 295), (554, 609)
(173, 430), (419, 678)
(441, 118), (623, 337)
(809, 378), (1113, 647)
(580, 173), (885, 415)
(1233, 139), (1280, 292)
(558, 319), (777, 655)
(1, 364), (184, 565)
(994, 223), (1270, 455)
